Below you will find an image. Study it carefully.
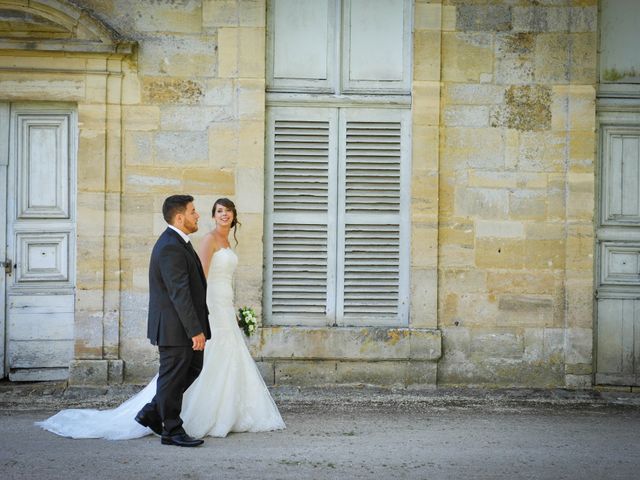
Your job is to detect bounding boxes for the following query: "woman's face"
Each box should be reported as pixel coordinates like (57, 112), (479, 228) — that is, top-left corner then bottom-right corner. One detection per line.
(213, 203), (234, 228)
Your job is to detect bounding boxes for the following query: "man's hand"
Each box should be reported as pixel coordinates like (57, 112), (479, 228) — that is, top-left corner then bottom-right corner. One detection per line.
(192, 333), (206, 351)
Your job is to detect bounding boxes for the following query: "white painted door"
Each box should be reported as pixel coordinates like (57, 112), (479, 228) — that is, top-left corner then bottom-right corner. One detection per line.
(2, 103), (76, 381)
(596, 112), (640, 386)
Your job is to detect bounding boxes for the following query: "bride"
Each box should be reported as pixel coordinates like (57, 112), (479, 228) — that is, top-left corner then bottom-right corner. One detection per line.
(37, 198), (285, 440)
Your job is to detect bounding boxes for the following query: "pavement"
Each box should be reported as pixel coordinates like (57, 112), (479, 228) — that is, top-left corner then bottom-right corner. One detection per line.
(1, 381), (640, 479)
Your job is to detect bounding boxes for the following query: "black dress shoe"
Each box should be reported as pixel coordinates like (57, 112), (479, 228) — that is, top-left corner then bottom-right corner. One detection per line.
(161, 433), (204, 447)
(134, 411), (162, 436)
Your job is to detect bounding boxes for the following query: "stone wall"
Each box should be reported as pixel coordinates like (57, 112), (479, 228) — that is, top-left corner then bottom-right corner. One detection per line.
(0, 0), (600, 388)
(435, 0), (597, 388)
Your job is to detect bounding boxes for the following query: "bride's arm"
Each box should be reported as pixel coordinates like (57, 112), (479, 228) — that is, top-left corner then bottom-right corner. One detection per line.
(197, 233), (216, 277)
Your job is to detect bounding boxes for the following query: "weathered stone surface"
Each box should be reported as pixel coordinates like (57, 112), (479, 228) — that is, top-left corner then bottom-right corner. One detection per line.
(491, 85), (552, 131)
(142, 77), (204, 105)
(456, 5), (511, 32)
(68, 360), (108, 386)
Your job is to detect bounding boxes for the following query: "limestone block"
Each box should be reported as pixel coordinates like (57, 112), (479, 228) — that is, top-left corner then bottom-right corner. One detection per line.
(442, 127), (504, 171)
(442, 268), (487, 295)
(75, 289), (104, 313)
(254, 361), (275, 385)
(155, 131), (208, 166)
(569, 131), (595, 173)
(525, 222), (564, 240)
(444, 83), (504, 106)
(120, 336), (158, 383)
(69, 360), (108, 386)
(442, 32), (493, 82)
(523, 328), (544, 361)
(569, 33), (597, 84)
(448, 293), (501, 328)
(456, 188), (509, 219)
(238, 120), (266, 167)
(411, 170), (438, 216)
(414, 2), (441, 31)
(275, 360), (338, 386)
(564, 374), (592, 389)
(123, 0), (202, 34)
(124, 131), (154, 166)
(209, 121), (239, 168)
(551, 85), (569, 131)
(204, 78), (234, 106)
(335, 361), (407, 387)
(108, 359), (124, 385)
(182, 167), (235, 195)
(487, 271), (560, 296)
(490, 85), (552, 132)
(544, 328), (565, 359)
(565, 279), (594, 329)
(76, 237), (105, 289)
(77, 192), (106, 236)
(568, 86), (596, 131)
(535, 34), (570, 84)
(567, 173), (595, 220)
(124, 167), (182, 194)
(0, 74), (84, 101)
(203, 0), (239, 28)
(565, 363), (592, 375)
(517, 132), (566, 172)
(470, 330), (524, 360)
(160, 106), (234, 131)
(546, 173), (566, 220)
(413, 81), (440, 126)
(218, 28), (238, 78)
(236, 168), (264, 214)
(254, 327), (441, 362)
(137, 35), (217, 77)
(475, 220), (525, 239)
(456, 5), (511, 32)
(438, 220), (474, 250)
(234, 265), (263, 313)
(121, 194), (155, 237)
(412, 221), (437, 267)
(475, 238), (525, 269)
(497, 295), (555, 328)
(414, 30), (441, 81)
(564, 327), (593, 364)
(569, 6), (597, 33)
(410, 268), (437, 328)
(84, 74), (108, 105)
(511, 6), (556, 33)
(240, 0), (266, 27)
(142, 77), (204, 105)
(494, 33), (535, 85)
(121, 70), (142, 105)
(509, 189), (547, 220)
(123, 106), (160, 131)
(565, 223), (595, 271)
(442, 5), (456, 32)
(73, 311), (105, 359)
(412, 124), (439, 171)
(525, 239), (565, 269)
(469, 171), (546, 190)
(237, 79), (266, 121)
(443, 105), (489, 127)
(238, 27), (266, 78)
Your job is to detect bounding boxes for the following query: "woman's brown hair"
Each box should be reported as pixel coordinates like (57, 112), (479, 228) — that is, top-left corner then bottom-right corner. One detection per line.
(212, 198), (241, 245)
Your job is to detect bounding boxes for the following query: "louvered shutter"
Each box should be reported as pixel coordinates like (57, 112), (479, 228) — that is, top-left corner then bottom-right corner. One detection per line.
(336, 108), (410, 326)
(264, 107), (338, 325)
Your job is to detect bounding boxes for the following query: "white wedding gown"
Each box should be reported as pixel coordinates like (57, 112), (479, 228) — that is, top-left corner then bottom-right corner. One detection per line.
(36, 248), (285, 439)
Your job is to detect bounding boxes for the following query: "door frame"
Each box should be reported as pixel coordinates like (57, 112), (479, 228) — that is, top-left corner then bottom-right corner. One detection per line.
(0, 102), (8, 378)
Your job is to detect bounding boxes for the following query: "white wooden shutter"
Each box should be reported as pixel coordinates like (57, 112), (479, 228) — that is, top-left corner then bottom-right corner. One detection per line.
(265, 107), (338, 325)
(341, 0), (412, 94)
(267, 0), (337, 93)
(336, 108), (410, 326)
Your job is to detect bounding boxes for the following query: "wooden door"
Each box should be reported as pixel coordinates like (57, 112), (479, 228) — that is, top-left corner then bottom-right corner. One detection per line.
(3, 103), (76, 381)
(596, 112), (640, 386)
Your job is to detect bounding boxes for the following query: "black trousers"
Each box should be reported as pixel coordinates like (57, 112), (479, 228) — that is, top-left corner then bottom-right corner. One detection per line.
(141, 345), (203, 436)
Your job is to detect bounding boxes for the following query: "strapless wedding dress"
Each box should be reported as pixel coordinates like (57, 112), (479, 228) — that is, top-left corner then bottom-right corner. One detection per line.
(36, 248), (285, 439)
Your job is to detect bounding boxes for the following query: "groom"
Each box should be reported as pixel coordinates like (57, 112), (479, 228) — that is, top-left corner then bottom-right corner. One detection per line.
(135, 194), (211, 447)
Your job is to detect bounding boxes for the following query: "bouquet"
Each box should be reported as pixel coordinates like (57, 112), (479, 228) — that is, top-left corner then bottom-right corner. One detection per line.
(237, 306), (258, 337)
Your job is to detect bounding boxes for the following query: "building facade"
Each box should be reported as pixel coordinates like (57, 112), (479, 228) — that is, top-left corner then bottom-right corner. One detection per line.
(0, 0), (637, 390)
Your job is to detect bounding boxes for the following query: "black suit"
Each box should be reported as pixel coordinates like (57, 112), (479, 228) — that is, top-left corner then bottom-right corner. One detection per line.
(140, 227), (211, 436)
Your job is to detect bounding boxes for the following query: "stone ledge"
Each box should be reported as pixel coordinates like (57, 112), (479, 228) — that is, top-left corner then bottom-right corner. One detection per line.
(248, 327), (442, 361)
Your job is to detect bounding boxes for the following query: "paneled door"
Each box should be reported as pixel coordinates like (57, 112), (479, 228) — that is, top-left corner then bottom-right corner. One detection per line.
(596, 111), (640, 386)
(1, 103), (76, 381)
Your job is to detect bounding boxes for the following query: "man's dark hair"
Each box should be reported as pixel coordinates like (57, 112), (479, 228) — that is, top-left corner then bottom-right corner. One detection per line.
(162, 194), (194, 224)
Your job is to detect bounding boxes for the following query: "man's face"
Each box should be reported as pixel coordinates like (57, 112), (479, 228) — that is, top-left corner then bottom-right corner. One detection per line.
(177, 202), (199, 234)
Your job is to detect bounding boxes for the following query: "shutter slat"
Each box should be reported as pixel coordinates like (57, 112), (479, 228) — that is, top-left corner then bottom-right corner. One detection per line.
(345, 121), (401, 216)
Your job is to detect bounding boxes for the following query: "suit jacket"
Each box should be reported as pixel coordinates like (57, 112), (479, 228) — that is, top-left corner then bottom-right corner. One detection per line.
(147, 227), (211, 346)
